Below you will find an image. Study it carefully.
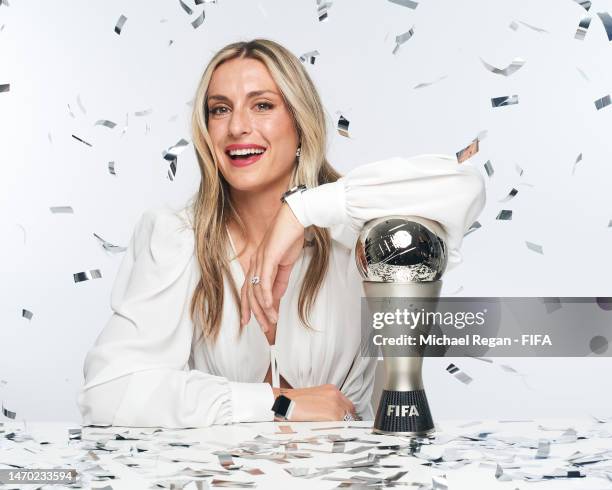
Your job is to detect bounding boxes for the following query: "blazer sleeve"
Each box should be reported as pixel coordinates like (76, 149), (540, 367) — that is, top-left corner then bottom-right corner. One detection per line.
(286, 154), (486, 269)
(76, 207), (274, 428)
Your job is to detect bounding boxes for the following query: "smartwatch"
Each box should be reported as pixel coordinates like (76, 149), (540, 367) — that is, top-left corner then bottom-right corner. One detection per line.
(271, 394), (295, 421)
(281, 184), (308, 226)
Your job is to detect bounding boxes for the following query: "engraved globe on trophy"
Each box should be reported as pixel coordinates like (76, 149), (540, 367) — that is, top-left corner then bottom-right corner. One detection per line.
(356, 216), (448, 436)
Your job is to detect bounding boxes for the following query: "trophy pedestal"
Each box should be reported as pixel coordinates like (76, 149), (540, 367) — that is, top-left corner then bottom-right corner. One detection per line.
(373, 389), (434, 436)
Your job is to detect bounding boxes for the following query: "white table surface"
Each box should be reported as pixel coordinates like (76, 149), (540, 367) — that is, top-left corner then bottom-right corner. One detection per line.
(1, 417), (612, 489)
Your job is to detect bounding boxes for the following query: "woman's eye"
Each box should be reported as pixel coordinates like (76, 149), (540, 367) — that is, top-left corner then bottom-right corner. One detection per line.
(255, 102), (273, 111)
(209, 106), (228, 115)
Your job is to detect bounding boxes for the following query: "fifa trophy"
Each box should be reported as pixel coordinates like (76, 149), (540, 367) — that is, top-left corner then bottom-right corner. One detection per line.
(356, 216), (448, 436)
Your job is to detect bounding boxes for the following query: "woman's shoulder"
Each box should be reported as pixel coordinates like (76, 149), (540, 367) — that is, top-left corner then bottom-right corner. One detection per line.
(133, 205), (195, 264)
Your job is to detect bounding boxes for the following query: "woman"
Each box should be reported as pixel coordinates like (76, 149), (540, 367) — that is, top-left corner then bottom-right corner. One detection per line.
(77, 39), (485, 428)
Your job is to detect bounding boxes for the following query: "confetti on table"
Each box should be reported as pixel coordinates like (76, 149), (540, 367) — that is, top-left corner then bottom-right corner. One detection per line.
(496, 210), (512, 220)
(21, 309), (33, 320)
(50, 206), (74, 214)
(388, 0), (418, 8)
(392, 27), (414, 55)
(491, 94), (519, 107)
(480, 57), (525, 76)
(114, 14), (127, 35)
(594, 94), (611, 110)
(73, 269), (102, 283)
(526, 241), (543, 254)
(446, 363), (473, 384)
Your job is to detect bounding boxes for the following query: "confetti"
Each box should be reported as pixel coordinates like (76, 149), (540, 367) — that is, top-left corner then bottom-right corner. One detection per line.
(299, 50), (320, 64)
(22, 309), (33, 320)
(456, 138), (479, 163)
(464, 221), (481, 237)
(134, 108), (153, 116)
(575, 17), (591, 40)
(191, 10), (205, 29)
(491, 94), (519, 107)
(0, 83), (10, 93)
(577, 67), (590, 80)
(446, 363), (473, 384)
(515, 163), (524, 176)
(94, 119), (117, 129)
(67, 104), (76, 118)
(413, 75), (447, 89)
(388, 0), (418, 9)
(575, 0), (591, 11)
(594, 94), (611, 110)
(484, 160), (494, 177)
(535, 439), (551, 458)
(108, 161), (116, 175)
(72, 134), (93, 147)
(73, 269), (102, 283)
(480, 57), (525, 76)
(2, 404), (16, 419)
(178, 0), (193, 15)
(69, 428), (82, 441)
(317, 0), (332, 22)
(526, 241), (543, 254)
(392, 27), (414, 54)
(76, 95), (87, 115)
(572, 152), (582, 174)
(162, 138), (190, 169)
(50, 206), (74, 214)
(596, 12), (612, 41)
(509, 20), (519, 31)
(211, 479), (255, 488)
(114, 14), (127, 35)
(517, 20), (549, 33)
(336, 114), (350, 137)
(276, 425), (297, 434)
(496, 210), (512, 220)
(499, 188), (518, 202)
(93, 233), (127, 254)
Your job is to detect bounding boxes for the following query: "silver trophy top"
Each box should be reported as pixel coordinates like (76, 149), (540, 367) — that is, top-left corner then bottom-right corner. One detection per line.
(355, 216), (448, 282)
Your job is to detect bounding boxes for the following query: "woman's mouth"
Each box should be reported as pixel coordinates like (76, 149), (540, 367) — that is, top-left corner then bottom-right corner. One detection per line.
(226, 148), (266, 168)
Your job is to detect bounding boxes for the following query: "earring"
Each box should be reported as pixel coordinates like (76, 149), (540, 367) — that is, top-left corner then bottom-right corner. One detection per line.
(295, 146), (301, 158)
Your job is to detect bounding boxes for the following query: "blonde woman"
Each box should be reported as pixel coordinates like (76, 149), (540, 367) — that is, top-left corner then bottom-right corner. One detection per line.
(77, 39), (485, 428)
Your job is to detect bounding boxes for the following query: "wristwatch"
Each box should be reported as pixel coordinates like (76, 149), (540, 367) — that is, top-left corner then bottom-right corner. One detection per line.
(280, 184), (307, 204)
(271, 394), (295, 421)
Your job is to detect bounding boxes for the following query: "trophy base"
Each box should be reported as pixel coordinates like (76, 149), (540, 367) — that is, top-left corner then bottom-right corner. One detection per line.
(373, 389), (435, 437)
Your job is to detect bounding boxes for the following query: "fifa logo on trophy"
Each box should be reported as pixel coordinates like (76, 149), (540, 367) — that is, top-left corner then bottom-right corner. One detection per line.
(355, 216), (448, 436)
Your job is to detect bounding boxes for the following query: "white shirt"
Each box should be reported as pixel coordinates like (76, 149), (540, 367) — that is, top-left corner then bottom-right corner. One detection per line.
(77, 154), (486, 428)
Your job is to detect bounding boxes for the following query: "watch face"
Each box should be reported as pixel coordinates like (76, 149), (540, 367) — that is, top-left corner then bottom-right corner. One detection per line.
(272, 395), (292, 416)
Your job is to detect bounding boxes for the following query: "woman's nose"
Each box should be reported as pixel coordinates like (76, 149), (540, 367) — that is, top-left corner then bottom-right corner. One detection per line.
(228, 107), (252, 137)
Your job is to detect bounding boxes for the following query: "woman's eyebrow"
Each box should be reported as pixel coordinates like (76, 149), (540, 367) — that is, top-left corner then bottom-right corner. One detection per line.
(207, 90), (279, 102)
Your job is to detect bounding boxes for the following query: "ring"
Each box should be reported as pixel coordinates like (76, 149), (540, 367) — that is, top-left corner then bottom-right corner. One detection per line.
(250, 275), (261, 285)
(343, 412), (355, 422)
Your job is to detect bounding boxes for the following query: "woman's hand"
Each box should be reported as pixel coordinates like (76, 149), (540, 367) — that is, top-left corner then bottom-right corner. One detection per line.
(240, 203), (305, 332)
(273, 384), (358, 422)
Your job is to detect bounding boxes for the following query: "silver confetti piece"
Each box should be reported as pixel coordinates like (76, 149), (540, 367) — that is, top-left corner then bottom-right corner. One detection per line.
(575, 0), (591, 11)
(95, 119), (117, 129)
(572, 152), (582, 174)
(499, 188), (518, 202)
(480, 57), (525, 77)
(509, 20), (519, 31)
(413, 75), (447, 89)
(211, 479), (254, 488)
(464, 221), (481, 237)
(526, 241), (543, 254)
(392, 27), (414, 55)
(332, 441), (345, 453)
(0, 0), (8, 7)
(73, 269), (102, 283)
(491, 94), (519, 107)
(518, 20), (549, 33)
(0, 83), (10, 92)
(77, 95), (87, 115)
(608, 219), (612, 227)
(93, 233), (127, 254)
(577, 67), (589, 80)
(317, 0), (332, 22)
(515, 163), (524, 176)
(484, 160), (494, 177)
(114, 14), (127, 35)
(388, 0), (418, 9)
(594, 94), (611, 110)
(446, 363), (473, 384)
(163, 138), (190, 162)
(179, 0), (193, 15)
(432, 476), (449, 489)
(108, 161), (116, 175)
(596, 12), (612, 41)
(72, 134), (92, 147)
(456, 138), (479, 163)
(535, 439), (551, 458)
(299, 50), (320, 64)
(337, 114), (350, 137)
(2, 404), (16, 419)
(191, 10), (205, 28)
(22, 309), (33, 320)
(67, 103), (76, 118)
(134, 108), (153, 116)
(50, 206), (74, 214)
(69, 428), (82, 441)
(48, 132), (52, 143)
(495, 463), (512, 481)
(496, 210), (512, 220)
(575, 17), (591, 40)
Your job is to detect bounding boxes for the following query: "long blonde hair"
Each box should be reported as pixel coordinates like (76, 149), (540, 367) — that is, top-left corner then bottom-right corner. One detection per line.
(189, 39), (341, 343)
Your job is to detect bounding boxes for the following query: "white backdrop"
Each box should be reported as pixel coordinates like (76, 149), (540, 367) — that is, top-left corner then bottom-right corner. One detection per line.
(1, 0), (611, 423)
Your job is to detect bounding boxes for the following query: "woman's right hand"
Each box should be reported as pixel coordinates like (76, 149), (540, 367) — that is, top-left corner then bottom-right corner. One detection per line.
(273, 384), (357, 421)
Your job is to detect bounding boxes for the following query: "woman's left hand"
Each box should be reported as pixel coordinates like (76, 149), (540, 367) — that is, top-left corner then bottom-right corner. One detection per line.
(240, 203), (305, 332)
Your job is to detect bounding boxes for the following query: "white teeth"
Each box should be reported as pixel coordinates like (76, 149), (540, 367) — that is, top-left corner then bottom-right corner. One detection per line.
(228, 148), (265, 156)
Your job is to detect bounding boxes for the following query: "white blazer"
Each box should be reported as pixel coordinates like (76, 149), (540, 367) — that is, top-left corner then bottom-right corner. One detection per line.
(77, 154), (486, 428)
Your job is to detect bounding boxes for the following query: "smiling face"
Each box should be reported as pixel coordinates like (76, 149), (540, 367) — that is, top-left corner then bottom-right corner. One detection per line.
(206, 57), (300, 193)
